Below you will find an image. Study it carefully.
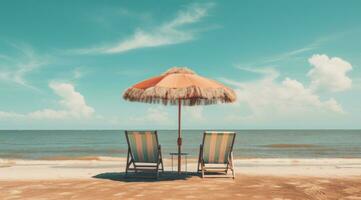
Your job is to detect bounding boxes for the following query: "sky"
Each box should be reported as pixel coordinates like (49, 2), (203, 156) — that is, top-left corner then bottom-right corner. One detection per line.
(0, 0), (361, 129)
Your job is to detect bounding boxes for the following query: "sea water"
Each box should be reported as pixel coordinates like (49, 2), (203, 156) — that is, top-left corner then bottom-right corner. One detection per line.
(0, 130), (360, 159)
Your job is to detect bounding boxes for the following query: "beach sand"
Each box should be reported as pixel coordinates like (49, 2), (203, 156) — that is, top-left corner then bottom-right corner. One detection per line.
(1, 158), (361, 199)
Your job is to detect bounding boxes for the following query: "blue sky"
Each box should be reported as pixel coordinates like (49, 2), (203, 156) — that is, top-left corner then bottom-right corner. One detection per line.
(0, 0), (360, 129)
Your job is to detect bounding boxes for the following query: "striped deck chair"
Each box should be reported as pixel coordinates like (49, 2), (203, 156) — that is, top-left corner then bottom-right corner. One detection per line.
(197, 131), (236, 178)
(125, 131), (164, 178)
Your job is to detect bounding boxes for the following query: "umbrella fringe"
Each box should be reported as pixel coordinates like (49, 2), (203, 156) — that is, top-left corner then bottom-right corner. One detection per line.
(123, 86), (236, 106)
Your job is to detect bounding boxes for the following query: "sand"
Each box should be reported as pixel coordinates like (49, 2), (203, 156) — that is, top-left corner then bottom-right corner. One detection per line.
(1, 158), (361, 199)
(1, 175), (361, 200)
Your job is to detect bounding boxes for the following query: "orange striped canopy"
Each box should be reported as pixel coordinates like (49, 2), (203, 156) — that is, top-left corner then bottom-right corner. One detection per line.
(123, 67), (236, 106)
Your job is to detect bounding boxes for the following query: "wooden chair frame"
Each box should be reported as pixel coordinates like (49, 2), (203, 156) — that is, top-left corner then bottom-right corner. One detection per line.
(197, 132), (236, 179)
(125, 130), (164, 178)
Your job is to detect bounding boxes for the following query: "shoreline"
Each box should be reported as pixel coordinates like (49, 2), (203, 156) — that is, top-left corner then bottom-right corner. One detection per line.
(3, 155), (361, 161)
(1, 157), (361, 180)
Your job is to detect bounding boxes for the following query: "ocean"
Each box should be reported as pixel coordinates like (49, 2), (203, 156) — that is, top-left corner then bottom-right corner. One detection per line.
(0, 130), (360, 160)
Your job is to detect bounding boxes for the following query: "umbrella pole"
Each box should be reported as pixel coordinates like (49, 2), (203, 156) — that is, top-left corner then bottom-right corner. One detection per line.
(177, 99), (182, 174)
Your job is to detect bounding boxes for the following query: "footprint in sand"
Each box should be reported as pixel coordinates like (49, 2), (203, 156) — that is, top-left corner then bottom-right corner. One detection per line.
(298, 184), (327, 200)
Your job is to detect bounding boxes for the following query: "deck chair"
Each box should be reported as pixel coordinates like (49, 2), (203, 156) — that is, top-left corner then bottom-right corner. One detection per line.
(125, 131), (164, 178)
(197, 131), (236, 179)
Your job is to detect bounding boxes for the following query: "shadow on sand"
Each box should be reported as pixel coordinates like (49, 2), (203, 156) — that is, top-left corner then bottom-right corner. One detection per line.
(93, 171), (199, 182)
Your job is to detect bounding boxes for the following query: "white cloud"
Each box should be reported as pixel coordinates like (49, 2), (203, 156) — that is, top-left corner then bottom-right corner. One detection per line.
(0, 82), (95, 120)
(222, 66), (345, 121)
(75, 3), (213, 54)
(260, 46), (315, 64)
(236, 67), (280, 81)
(0, 111), (25, 119)
(129, 106), (171, 124)
(184, 106), (205, 122)
(144, 107), (170, 123)
(237, 35), (340, 68)
(0, 44), (49, 89)
(308, 54), (352, 92)
(126, 105), (205, 128)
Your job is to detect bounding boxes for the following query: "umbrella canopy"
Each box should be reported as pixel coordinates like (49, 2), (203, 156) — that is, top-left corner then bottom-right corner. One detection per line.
(123, 67), (236, 173)
(123, 67), (236, 106)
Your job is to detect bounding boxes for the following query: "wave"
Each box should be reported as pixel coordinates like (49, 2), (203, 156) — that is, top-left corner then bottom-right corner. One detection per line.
(37, 156), (124, 161)
(263, 144), (319, 148)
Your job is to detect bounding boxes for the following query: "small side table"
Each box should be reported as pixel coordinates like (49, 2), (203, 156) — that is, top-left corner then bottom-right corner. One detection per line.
(169, 152), (189, 172)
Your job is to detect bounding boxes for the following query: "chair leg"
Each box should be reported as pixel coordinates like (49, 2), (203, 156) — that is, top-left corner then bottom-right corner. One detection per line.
(160, 159), (164, 172)
(158, 146), (164, 173)
(231, 152), (235, 179)
(125, 163), (128, 174)
(232, 166), (235, 179)
(197, 161), (201, 173)
(197, 145), (203, 173)
(133, 163), (138, 173)
(225, 162), (229, 174)
(126, 161), (131, 174)
(156, 163), (159, 179)
(125, 149), (131, 175)
(201, 162), (205, 178)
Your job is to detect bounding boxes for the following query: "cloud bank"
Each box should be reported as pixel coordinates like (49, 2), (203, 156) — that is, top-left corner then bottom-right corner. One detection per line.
(0, 82), (94, 120)
(222, 54), (350, 121)
(308, 54), (352, 92)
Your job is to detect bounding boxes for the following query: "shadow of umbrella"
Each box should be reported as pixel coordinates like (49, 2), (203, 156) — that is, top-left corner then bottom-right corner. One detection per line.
(93, 172), (197, 182)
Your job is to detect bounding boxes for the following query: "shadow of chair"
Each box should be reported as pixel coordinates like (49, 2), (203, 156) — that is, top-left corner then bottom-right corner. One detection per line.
(93, 171), (197, 182)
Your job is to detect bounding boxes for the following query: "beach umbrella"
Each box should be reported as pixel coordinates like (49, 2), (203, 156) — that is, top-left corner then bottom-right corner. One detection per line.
(123, 67), (236, 173)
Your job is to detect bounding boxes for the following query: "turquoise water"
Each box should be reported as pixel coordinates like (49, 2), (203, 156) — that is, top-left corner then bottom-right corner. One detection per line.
(0, 130), (360, 159)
